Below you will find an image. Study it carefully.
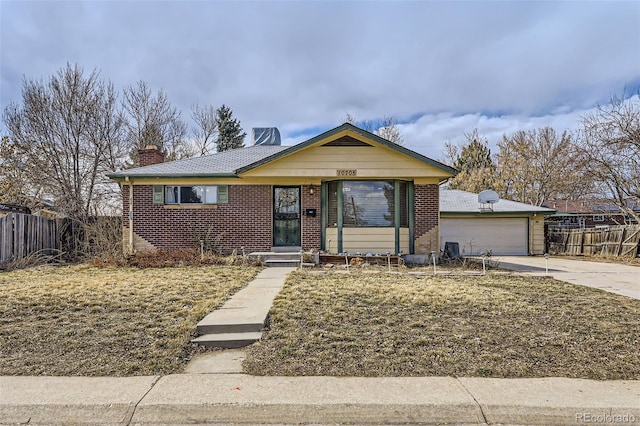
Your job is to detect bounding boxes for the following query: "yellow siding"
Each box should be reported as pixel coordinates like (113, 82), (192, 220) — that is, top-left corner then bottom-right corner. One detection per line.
(342, 228), (396, 253)
(325, 228), (338, 253)
(530, 216), (545, 255)
(400, 228), (410, 254)
(242, 145), (452, 179)
(325, 227), (410, 253)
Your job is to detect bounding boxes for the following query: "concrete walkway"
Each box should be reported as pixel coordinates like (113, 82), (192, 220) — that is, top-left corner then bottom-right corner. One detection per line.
(497, 256), (640, 299)
(191, 267), (295, 348)
(2, 375), (638, 424)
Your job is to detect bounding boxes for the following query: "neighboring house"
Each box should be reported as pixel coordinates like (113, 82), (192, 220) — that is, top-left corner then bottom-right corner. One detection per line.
(439, 188), (555, 256)
(544, 199), (640, 229)
(108, 123), (456, 256)
(0, 203), (31, 215)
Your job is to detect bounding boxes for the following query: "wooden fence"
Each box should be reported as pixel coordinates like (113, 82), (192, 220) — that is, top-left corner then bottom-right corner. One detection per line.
(547, 225), (640, 257)
(0, 213), (60, 262)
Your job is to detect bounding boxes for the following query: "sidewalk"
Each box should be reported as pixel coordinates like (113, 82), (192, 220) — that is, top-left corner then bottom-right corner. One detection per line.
(2, 374), (639, 424)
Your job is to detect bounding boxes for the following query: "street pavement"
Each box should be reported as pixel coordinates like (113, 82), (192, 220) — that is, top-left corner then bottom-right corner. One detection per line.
(2, 374), (639, 425)
(496, 256), (640, 299)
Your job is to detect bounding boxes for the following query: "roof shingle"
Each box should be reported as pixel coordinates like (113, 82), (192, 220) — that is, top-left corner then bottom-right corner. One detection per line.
(108, 145), (288, 177)
(440, 188), (555, 214)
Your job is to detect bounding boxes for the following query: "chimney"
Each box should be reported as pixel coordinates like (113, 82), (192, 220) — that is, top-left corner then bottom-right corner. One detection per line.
(138, 145), (165, 166)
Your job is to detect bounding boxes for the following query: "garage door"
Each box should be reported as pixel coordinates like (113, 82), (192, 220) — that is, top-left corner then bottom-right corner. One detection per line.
(440, 218), (528, 256)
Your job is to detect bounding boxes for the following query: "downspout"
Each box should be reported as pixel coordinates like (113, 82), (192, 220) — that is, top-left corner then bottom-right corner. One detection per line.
(408, 182), (415, 254)
(394, 180), (400, 255)
(337, 181), (343, 253)
(320, 182), (327, 251)
(127, 177), (134, 254)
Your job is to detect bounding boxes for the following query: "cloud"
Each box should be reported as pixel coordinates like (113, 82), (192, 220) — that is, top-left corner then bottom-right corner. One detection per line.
(398, 106), (592, 161)
(1, 0), (639, 152)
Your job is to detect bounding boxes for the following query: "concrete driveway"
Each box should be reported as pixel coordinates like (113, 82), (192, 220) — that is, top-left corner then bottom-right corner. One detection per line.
(496, 256), (639, 300)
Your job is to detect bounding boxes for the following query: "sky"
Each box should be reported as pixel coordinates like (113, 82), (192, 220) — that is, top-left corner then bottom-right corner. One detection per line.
(1, 0), (639, 162)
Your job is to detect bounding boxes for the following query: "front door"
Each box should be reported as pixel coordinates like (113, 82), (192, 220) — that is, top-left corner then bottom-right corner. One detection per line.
(273, 186), (301, 247)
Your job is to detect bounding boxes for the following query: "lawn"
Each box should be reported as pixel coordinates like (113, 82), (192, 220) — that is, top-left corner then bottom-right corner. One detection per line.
(0, 264), (259, 376)
(243, 271), (640, 379)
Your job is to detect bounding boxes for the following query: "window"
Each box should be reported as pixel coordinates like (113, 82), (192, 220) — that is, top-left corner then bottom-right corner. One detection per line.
(164, 185), (228, 204)
(327, 180), (409, 227)
(593, 215), (604, 222)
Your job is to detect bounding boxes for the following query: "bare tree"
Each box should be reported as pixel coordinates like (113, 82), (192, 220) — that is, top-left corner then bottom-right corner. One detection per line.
(2, 63), (126, 219)
(343, 113), (404, 145)
(191, 103), (218, 156)
(122, 81), (189, 163)
(496, 127), (587, 206)
(579, 93), (640, 222)
(0, 135), (39, 207)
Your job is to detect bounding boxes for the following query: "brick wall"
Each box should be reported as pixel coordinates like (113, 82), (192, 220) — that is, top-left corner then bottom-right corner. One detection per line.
(138, 147), (165, 166)
(125, 185), (273, 254)
(414, 184), (440, 254)
(301, 185), (322, 251)
(120, 182), (433, 254)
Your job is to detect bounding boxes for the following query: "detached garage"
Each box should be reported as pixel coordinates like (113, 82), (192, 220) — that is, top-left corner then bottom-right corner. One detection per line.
(439, 188), (555, 256)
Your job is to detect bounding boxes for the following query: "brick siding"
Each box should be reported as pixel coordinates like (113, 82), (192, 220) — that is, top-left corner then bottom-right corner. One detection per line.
(301, 185), (322, 251)
(125, 185), (273, 254)
(121, 182), (437, 255)
(414, 184), (440, 253)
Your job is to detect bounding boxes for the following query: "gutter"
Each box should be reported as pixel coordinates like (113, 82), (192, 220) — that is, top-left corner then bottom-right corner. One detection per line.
(440, 210), (556, 217)
(106, 173), (240, 182)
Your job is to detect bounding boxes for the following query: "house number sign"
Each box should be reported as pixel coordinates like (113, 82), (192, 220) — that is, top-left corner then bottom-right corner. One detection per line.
(337, 169), (357, 176)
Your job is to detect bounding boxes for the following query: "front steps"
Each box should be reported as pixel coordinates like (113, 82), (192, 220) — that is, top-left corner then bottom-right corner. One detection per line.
(191, 268), (293, 348)
(191, 332), (263, 349)
(249, 251), (302, 267)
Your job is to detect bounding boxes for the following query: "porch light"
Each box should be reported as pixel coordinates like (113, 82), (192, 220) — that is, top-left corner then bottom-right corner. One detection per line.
(309, 184), (315, 195)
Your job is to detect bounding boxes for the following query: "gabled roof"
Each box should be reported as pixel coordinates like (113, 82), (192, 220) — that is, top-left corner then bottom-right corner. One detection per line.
(108, 123), (456, 180)
(440, 188), (556, 215)
(234, 123), (457, 175)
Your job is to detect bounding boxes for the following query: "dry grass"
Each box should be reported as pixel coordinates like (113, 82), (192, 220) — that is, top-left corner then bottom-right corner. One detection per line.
(0, 264), (259, 376)
(244, 271), (640, 379)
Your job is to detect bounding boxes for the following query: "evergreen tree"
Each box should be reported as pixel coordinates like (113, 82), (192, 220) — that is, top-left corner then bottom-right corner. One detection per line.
(215, 104), (246, 152)
(446, 129), (499, 194)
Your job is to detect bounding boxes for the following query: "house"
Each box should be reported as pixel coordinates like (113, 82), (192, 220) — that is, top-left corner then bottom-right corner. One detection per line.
(439, 187), (555, 256)
(107, 123), (456, 257)
(0, 203), (31, 215)
(543, 199), (640, 229)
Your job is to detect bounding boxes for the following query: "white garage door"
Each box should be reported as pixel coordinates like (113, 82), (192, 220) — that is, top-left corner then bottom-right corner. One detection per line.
(440, 218), (528, 256)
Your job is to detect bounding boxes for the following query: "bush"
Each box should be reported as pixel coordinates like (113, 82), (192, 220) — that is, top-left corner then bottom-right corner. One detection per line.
(89, 248), (263, 268)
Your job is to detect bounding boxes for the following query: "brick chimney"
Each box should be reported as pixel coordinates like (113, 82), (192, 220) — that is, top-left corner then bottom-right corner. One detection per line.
(138, 145), (165, 166)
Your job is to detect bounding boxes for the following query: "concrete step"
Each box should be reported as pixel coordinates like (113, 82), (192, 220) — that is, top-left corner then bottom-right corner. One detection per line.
(249, 252), (302, 261)
(265, 259), (300, 267)
(191, 332), (262, 349)
(196, 318), (265, 334)
(271, 246), (302, 253)
(250, 252), (303, 267)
